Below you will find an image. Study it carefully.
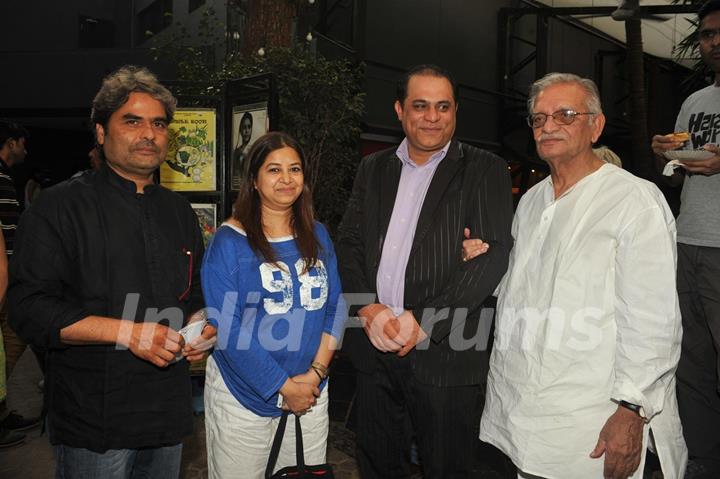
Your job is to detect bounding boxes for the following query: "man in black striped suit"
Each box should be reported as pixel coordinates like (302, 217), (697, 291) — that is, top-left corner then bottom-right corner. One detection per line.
(337, 65), (513, 478)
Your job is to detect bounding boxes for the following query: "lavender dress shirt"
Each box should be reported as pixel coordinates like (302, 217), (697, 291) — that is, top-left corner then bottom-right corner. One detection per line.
(376, 139), (451, 315)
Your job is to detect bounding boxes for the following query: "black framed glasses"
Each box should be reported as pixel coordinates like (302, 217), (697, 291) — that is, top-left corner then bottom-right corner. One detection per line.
(527, 109), (597, 128)
(698, 28), (720, 43)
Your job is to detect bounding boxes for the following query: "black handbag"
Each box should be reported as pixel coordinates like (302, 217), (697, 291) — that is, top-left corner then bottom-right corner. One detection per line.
(265, 411), (334, 479)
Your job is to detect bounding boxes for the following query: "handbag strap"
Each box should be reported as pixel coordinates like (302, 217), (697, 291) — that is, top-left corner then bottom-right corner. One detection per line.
(294, 414), (306, 470)
(265, 411), (306, 478)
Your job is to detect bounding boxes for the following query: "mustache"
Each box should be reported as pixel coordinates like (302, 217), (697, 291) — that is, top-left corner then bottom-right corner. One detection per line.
(131, 141), (160, 152)
(538, 133), (566, 141)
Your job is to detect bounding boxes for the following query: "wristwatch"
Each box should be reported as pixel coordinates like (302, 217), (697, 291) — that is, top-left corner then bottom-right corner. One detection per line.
(618, 400), (643, 416)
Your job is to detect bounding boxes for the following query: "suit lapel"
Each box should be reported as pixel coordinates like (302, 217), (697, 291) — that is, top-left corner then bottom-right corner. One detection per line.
(410, 140), (463, 255)
(377, 152), (402, 252)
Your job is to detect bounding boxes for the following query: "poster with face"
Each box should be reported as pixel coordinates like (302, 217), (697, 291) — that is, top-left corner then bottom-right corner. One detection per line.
(230, 102), (268, 190)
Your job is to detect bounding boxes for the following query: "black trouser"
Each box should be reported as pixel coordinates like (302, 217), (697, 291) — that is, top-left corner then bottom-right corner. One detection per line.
(354, 354), (482, 479)
(676, 243), (720, 470)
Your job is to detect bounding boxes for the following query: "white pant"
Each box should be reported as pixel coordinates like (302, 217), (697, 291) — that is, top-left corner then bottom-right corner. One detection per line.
(204, 355), (329, 479)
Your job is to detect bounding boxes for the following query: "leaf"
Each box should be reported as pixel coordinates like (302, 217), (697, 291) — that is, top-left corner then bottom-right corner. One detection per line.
(153, 8), (365, 231)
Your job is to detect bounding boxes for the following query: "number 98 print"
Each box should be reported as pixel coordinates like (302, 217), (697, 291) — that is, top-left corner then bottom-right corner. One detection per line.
(259, 259), (329, 315)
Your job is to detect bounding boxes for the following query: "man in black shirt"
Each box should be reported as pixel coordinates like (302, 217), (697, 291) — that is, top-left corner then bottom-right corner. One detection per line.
(8, 66), (215, 478)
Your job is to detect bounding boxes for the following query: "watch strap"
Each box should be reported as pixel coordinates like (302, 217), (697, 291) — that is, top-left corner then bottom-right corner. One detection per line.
(618, 400), (643, 416)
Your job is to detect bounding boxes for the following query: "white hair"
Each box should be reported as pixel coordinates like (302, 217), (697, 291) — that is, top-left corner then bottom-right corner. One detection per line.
(527, 72), (603, 116)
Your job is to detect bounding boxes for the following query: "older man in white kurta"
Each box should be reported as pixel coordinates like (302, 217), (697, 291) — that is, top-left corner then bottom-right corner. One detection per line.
(478, 73), (686, 479)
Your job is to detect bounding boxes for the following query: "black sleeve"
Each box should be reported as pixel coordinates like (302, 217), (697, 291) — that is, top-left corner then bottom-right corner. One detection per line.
(414, 155), (513, 344)
(7, 195), (89, 349)
(336, 156), (374, 316)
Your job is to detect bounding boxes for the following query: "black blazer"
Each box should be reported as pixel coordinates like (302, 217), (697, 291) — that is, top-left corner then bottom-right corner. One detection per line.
(336, 140), (513, 387)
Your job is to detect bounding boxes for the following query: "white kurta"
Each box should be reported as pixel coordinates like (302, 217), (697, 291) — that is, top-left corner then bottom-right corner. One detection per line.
(480, 164), (687, 478)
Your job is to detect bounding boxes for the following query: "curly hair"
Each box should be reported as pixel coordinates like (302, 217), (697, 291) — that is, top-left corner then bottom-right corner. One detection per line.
(91, 65), (177, 132)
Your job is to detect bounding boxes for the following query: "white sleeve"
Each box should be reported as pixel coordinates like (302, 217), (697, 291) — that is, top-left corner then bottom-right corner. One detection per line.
(611, 196), (682, 420)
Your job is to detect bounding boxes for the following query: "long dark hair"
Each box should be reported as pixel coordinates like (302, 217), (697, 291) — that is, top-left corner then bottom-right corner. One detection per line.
(233, 131), (318, 272)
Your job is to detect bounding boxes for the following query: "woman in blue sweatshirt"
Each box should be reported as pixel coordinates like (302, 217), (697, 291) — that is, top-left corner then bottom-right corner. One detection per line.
(201, 132), (347, 478)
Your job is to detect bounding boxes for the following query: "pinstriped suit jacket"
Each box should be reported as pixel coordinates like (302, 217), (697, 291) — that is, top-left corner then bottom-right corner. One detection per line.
(337, 139), (514, 387)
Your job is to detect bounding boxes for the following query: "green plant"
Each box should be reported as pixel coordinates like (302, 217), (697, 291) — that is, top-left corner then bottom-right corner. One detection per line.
(153, 5), (364, 232)
(150, 6), (225, 79)
(219, 47), (365, 230)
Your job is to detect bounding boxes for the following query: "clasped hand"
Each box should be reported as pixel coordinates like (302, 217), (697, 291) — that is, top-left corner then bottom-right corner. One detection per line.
(358, 304), (427, 357)
(279, 376), (320, 415)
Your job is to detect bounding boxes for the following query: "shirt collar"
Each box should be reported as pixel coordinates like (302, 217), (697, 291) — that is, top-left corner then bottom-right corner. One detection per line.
(396, 138), (451, 168)
(100, 162), (159, 195)
(544, 162), (611, 202)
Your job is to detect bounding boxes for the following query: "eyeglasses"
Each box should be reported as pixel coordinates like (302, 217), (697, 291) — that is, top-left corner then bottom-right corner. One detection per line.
(698, 28), (720, 43)
(527, 109), (597, 129)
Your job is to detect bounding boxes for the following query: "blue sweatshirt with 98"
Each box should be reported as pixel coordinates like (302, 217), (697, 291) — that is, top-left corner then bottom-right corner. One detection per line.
(201, 222), (347, 416)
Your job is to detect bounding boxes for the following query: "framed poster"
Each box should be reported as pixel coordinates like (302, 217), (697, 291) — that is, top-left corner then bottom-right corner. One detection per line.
(161, 108), (217, 191)
(230, 102), (268, 190)
(191, 202), (218, 246)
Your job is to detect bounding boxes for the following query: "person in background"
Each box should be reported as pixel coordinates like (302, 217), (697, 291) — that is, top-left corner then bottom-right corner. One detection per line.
(0, 231), (22, 448)
(651, 3), (720, 476)
(69, 145), (104, 182)
(202, 131), (347, 478)
(593, 145), (622, 167)
(0, 119), (39, 445)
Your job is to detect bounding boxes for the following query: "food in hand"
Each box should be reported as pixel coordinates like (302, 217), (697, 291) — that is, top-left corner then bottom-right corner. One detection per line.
(666, 132), (690, 143)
